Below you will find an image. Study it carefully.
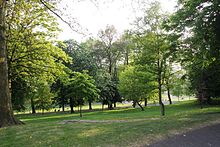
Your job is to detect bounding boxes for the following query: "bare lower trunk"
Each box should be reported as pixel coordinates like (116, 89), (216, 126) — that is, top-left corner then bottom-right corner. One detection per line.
(167, 87), (172, 104)
(132, 101), (136, 108)
(158, 59), (165, 116)
(109, 103), (113, 110)
(89, 101), (92, 110)
(114, 102), (116, 108)
(62, 104), (64, 112)
(144, 98), (147, 106)
(102, 102), (104, 111)
(31, 97), (36, 114)
(70, 97), (74, 113)
(79, 105), (82, 117)
(137, 101), (144, 111)
(159, 86), (165, 116)
(0, 1), (23, 127)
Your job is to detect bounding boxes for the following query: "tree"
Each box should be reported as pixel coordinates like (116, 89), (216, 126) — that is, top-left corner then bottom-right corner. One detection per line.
(168, 0), (220, 104)
(0, 0), (23, 127)
(51, 78), (69, 112)
(98, 25), (119, 75)
(133, 2), (171, 115)
(34, 82), (54, 114)
(119, 65), (154, 111)
(0, 0), (70, 127)
(65, 71), (99, 116)
(93, 69), (120, 110)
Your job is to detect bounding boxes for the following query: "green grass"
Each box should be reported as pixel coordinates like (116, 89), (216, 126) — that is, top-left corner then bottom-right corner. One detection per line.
(1, 101), (220, 147)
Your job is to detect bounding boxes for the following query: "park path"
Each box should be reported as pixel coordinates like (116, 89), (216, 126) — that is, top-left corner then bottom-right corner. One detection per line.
(147, 123), (220, 147)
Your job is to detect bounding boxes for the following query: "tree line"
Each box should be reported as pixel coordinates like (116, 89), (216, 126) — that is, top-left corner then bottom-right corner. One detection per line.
(0, 0), (219, 127)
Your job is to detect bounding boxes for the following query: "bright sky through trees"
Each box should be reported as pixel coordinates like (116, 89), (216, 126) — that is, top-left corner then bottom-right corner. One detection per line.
(58, 0), (177, 41)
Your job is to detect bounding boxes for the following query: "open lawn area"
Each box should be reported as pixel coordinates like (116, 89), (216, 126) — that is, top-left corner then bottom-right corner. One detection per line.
(1, 101), (220, 147)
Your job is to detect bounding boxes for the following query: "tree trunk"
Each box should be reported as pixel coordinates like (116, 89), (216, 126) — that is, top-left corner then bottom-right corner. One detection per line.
(167, 87), (172, 104)
(132, 101), (136, 108)
(159, 82), (165, 115)
(108, 103), (113, 110)
(102, 102), (104, 111)
(31, 97), (36, 114)
(70, 97), (74, 113)
(158, 59), (165, 116)
(62, 103), (65, 112)
(0, 1), (23, 127)
(125, 51), (129, 65)
(89, 101), (92, 110)
(109, 59), (112, 75)
(137, 102), (144, 111)
(113, 102), (116, 108)
(79, 105), (82, 117)
(144, 98), (147, 107)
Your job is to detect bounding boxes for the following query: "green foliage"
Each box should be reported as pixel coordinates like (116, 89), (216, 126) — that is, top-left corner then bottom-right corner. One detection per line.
(5, 0), (71, 111)
(94, 69), (122, 108)
(34, 82), (54, 113)
(119, 65), (153, 102)
(11, 77), (28, 111)
(59, 39), (98, 76)
(6, 0), (70, 81)
(65, 71), (99, 107)
(168, 0), (220, 101)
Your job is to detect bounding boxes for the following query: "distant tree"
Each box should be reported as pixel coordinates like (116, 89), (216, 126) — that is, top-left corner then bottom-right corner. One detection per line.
(94, 69), (122, 110)
(119, 65), (155, 111)
(65, 72), (99, 116)
(35, 82), (54, 114)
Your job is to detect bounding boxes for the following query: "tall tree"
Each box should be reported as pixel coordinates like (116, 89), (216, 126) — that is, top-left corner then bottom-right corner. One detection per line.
(0, 0), (69, 127)
(133, 2), (171, 115)
(0, 0), (24, 127)
(168, 0), (220, 104)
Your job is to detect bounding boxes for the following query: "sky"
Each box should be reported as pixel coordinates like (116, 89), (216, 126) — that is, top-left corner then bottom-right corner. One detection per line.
(57, 0), (177, 41)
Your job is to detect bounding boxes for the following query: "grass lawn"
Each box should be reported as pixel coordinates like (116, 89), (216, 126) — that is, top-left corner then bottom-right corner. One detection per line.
(1, 100), (220, 147)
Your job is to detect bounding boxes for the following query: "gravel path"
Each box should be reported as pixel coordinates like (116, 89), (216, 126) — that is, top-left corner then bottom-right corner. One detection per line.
(147, 123), (220, 147)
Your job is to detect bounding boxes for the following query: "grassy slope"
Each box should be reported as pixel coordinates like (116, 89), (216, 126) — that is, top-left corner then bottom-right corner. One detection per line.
(1, 101), (220, 147)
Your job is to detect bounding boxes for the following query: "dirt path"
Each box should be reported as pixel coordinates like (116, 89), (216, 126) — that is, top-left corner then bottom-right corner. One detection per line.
(59, 118), (160, 124)
(147, 123), (220, 147)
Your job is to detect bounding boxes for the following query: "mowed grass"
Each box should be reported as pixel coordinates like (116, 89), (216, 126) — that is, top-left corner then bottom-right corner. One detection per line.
(1, 101), (220, 147)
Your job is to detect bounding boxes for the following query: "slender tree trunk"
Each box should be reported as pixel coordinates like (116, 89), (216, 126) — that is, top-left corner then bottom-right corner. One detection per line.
(89, 101), (92, 110)
(144, 98), (147, 107)
(62, 103), (65, 112)
(114, 102), (116, 108)
(79, 105), (82, 117)
(158, 60), (165, 116)
(0, 1), (23, 127)
(70, 97), (74, 113)
(137, 102), (144, 111)
(102, 102), (104, 111)
(31, 97), (36, 114)
(167, 87), (172, 104)
(109, 59), (112, 75)
(126, 52), (129, 65)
